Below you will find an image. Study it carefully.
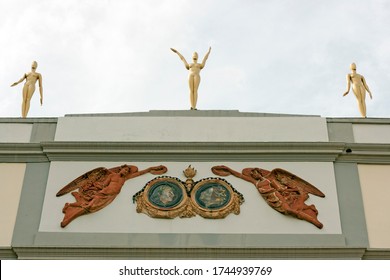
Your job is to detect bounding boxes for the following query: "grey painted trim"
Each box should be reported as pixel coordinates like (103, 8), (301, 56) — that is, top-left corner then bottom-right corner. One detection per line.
(30, 123), (57, 143)
(0, 143), (48, 162)
(336, 143), (390, 164)
(2, 142), (388, 163)
(363, 249), (390, 260)
(65, 110), (320, 118)
(32, 233), (345, 248)
(0, 118), (57, 124)
(327, 122), (355, 143)
(2, 141), (389, 163)
(2, 115), (390, 124)
(14, 247), (366, 260)
(327, 118), (390, 125)
(12, 162), (50, 247)
(333, 162), (369, 247)
(42, 141), (345, 162)
(0, 247), (17, 259)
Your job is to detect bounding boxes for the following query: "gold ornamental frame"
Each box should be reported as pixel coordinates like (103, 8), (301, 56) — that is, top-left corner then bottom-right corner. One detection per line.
(133, 166), (244, 219)
(134, 176), (194, 219)
(190, 178), (243, 219)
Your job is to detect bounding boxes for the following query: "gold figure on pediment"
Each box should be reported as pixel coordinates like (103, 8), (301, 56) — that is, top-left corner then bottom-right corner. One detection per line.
(11, 61), (43, 118)
(343, 62), (373, 118)
(171, 47), (211, 110)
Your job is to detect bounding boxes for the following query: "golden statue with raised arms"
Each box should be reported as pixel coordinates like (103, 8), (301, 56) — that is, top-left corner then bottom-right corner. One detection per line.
(171, 47), (211, 110)
(343, 62), (372, 118)
(11, 61), (43, 118)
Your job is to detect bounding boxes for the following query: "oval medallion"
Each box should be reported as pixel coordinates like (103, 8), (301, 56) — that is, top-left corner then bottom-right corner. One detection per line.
(148, 180), (184, 208)
(195, 182), (231, 210)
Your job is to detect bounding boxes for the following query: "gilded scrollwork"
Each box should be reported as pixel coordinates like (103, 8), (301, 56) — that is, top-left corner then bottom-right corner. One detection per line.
(133, 166), (244, 219)
(190, 178), (244, 219)
(133, 176), (196, 219)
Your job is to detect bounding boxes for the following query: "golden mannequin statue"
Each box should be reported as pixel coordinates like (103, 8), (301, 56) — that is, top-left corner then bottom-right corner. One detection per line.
(171, 47), (211, 110)
(343, 63), (372, 118)
(11, 61), (43, 118)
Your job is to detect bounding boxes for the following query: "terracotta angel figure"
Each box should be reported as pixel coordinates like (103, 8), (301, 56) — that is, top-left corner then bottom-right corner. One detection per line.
(11, 61), (43, 118)
(56, 164), (167, 227)
(212, 165), (325, 228)
(343, 62), (373, 118)
(171, 47), (211, 110)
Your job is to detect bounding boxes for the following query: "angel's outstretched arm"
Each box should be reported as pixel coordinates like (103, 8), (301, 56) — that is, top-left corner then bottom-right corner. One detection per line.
(127, 165), (167, 180)
(200, 47), (211, 69)
(171, 48), (190, 70)
(212, 165), (257, 185)
(11, 74), (26, 87)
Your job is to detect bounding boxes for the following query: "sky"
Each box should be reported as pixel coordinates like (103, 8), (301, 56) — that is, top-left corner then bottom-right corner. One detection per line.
(1, 0), (389, 118)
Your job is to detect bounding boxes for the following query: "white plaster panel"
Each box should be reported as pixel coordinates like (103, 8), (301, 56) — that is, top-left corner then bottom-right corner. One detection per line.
(54, 116), (329, 142)
(39, 161), (341, 234)
(358, 164), (390, 248)
(0, 163), (26, 246)
(353, 124), (390, 144)
(0, 123), (32, 143)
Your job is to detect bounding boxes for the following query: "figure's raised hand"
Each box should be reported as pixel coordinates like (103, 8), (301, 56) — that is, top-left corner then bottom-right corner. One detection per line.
(149, 165), (168, 175)
(343, 91), (349, 96)
(170, 48), (177, 53)
(211, 165), (233, 176)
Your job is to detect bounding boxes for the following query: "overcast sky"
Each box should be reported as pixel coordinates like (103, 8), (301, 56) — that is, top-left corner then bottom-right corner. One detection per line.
(1, 0), (389, 118)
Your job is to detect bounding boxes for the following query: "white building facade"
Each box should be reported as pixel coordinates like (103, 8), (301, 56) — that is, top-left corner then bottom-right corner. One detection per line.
(1, 110), (389, 259)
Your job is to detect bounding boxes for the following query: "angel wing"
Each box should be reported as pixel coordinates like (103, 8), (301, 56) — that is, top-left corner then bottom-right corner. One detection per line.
(56, 167), (109, 197)
(269, 168), (325, 197)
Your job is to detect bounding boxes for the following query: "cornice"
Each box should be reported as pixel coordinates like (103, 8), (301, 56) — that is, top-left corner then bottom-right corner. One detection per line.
(326, 118), (390, 125)
(1, 141), (390, 163)
(0, 143), (48, 162)
(336, 143), (390, 164)
(0, 118), (57, 124)
(41, 141), (345, 162)
(12, 246), (366, 260)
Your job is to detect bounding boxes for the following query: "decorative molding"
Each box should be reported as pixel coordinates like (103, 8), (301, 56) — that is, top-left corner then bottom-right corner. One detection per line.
(12, 247), (368, 260)
(363, 249), (390, 260)
(327, 118), (390, 125)
(0, 247), (17, 260)
(134, 166), (244, 219)
(13, 232), (348, 259)
(41, 141), (345, 162)
(2, 141), (390, 163)
(336, 143), (390, 164)
(0, 143), (48, 162)
(0, 118), (57, 124)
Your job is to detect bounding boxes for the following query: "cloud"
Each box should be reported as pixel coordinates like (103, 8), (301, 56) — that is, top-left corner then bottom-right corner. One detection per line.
(1, 0), (390, 118)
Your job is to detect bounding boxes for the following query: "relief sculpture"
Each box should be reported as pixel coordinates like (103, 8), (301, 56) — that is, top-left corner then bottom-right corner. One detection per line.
(212, 165), (325, 228)
(133, 165), (244, 219)
(56, 164), (167, 227)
